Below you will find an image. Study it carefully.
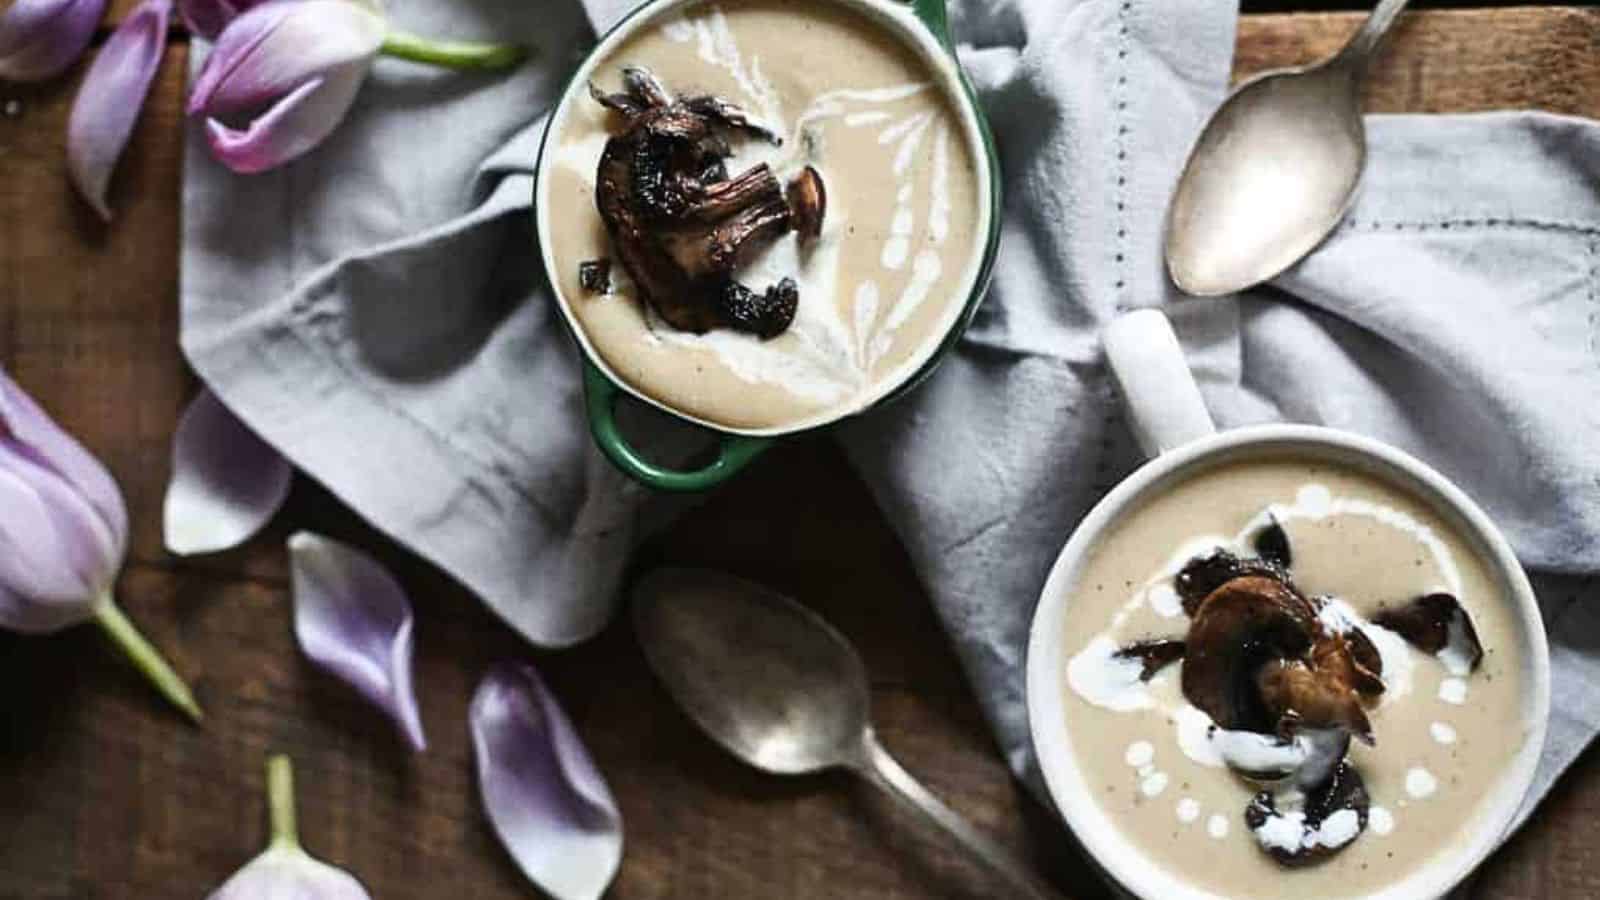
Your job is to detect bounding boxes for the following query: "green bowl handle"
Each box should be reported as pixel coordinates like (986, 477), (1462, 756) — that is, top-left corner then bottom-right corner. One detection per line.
(910, 0), (952, 47)
(583, 363), (773, 492)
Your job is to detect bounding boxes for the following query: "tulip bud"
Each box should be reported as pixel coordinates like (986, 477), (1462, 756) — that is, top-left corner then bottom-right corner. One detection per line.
(208, 756), (373, 900)
(189, 0), (526, 174)
(0, 368), (200, 721)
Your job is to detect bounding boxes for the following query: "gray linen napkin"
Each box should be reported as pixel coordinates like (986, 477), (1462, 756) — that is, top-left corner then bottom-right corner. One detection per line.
(181, 0), (1600, 864)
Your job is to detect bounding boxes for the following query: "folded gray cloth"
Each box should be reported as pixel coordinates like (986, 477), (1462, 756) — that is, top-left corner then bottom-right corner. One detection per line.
(181, 0), (1600, 875)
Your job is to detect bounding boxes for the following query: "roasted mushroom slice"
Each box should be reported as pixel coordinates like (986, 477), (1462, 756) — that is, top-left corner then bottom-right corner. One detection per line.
(1113, 639), (1186, 681)
(1373, 592), (1484, 675)
(1252, 515), (1293, 568)
(786, 166), (827, 241)
(1174, 549), (1291, 616)
(1257, 657), (1373, 745)
(1245, 762), (1370, 867)
(591, 66), (815, 337)
(1182, 575), (1316, 733)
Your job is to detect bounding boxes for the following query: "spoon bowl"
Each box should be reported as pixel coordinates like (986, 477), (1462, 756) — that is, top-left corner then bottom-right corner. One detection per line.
(632, 567), (1060, 899)
(632, 567), (870, 776)
(1166, 62), (1366, 296)
(1165, 0), (1410, 296)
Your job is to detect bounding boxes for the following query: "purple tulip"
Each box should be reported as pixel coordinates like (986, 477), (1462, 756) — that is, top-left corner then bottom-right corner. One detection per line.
(208, 755), (373, 900)
(0, 0), (107, 82)
(66, 0), (171, 221)
(189, 0), (526, 174)
(0, 367), (201, 722)
(187, 0), (386, 174)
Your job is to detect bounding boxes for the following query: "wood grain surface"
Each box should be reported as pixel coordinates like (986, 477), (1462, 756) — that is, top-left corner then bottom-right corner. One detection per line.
(3, 6), (1600, 899)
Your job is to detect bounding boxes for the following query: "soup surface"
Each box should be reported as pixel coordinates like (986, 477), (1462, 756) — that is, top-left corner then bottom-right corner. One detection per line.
(1055, 454), (1531, 899)
(545, 0), (986, 431)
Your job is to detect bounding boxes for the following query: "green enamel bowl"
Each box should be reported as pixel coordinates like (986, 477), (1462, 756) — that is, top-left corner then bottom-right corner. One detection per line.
(535, 0), (1002, 492)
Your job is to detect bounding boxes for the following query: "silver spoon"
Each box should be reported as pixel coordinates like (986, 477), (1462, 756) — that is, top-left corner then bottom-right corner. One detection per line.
(633, 568), (1060, 900)
(1165, 0), (1410, 296)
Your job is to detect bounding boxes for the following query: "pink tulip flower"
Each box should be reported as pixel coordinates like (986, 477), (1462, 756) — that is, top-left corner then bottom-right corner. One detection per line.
(188, 0), (525, 174)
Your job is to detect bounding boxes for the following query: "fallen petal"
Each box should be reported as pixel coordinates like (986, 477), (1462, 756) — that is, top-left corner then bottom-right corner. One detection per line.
(0, 366), (127, 550)
(288, 533), (426, 751)
(471, 663), (622, 900)
(203, 64), (365, 173)
(65, 0), (171, 220)
(164, 388), (292, 556)
(0, 0), (107, 82)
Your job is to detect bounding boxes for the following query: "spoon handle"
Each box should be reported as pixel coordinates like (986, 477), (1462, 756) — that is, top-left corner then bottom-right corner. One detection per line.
(855, 731), (1063, 900)
(1340, 0), (1412, 69)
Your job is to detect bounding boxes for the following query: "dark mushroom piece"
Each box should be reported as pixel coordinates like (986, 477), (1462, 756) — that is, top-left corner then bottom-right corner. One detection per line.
(1113, 639), (1186, 681)
(1181, 575), (1316, 734)
(786, 166), (827, 241)
(1253, 515), (1293, 568)
(1373, 592), (1484, 674)
(578, 259), (612, 294)
(1245, 761), (1370, 867)
(1174, 549), (1291, 616)
(1256, 656), (1373, 745)
(590, 65), (817, 340)
(1183, 575), (1375, 747)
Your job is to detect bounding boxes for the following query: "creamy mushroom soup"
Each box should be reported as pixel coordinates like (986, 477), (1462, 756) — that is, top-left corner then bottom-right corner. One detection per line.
(1055, 453), (1530, 899)
(543, 0), (987, 431)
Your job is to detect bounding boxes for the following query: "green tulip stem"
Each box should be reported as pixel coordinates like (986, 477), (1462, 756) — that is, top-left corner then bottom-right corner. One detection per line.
(266, 755), (301, 851)
(379, 31), (528, 70)
(91, 596), (202, 724)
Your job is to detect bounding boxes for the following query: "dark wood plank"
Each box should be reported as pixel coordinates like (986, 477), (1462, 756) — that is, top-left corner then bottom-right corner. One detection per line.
(1236, 7), (1600, 116)
(3, 8), (1600, 899)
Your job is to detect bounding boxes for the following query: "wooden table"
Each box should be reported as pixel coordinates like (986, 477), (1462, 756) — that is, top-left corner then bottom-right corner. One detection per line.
(3, 5), (1599, 898)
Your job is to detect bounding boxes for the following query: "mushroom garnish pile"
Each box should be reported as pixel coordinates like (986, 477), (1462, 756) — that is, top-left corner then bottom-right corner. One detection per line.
(1112, 516), (1485, 867)
(586, 66), (826, 339)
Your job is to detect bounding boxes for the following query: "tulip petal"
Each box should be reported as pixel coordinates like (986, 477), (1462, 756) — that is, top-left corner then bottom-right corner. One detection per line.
(0, 468), (96, 631)
(187, 0), (383, 117)
(203, 61), (367, 173)
(289, 533), (427, 751)
(0, 0), (107, 82)
(164, 388), (292, 556)
(471, 663), (623, 900)
(0, 446), (119, 604)
(64, 0), (170, 221)
(178, 0), (263, 42)
(0, 367), (127, 549)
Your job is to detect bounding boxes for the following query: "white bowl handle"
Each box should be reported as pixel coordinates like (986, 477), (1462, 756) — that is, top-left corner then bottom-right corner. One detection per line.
(1103, 309), (1216, 459)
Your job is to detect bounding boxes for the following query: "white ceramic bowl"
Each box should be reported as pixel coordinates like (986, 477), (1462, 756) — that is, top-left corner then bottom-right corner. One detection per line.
(1025, 310), (1551, 900)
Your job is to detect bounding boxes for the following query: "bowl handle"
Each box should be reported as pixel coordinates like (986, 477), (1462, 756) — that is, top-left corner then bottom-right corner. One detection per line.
(909, 0), (953, 47)
(1102, 309), (1217, 459)
(583, 362), (773, 492)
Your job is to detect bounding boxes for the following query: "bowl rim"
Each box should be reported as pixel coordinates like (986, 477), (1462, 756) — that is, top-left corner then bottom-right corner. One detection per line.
(1025, 423), (1552, 900)
(532, 0), (1000, 439)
